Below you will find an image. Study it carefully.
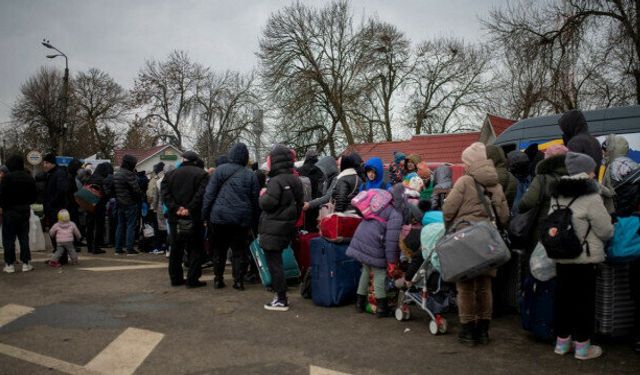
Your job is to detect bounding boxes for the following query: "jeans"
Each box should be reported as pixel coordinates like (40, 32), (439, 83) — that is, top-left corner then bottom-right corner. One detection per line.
(115, 204), (138, 251)
(210, 224), (249, 282)
(86, 203), (105, 252)
(265, 249), (286, 299)
(555, 263), (597, 342)
(168, 220), (205, 285)
(357, 264), (386, 299)
(2, 211), (31, 265)
(456, 275), (493, 324)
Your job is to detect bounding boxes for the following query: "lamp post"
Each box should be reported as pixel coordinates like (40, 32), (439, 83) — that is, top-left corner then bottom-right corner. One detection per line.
(42, 39), (69, 155)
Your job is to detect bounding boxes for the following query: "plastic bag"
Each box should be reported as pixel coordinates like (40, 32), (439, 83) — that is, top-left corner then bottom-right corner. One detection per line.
(143, 223), (155, 238)
(16, 209), (46, 252)
(530, 242), (556, 281)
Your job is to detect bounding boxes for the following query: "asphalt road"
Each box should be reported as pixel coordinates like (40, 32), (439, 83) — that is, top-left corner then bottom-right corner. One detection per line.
(0, 249), (639, 375)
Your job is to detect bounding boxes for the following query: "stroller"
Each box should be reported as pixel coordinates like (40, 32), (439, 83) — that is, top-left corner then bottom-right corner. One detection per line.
(394, 254), (455, 335)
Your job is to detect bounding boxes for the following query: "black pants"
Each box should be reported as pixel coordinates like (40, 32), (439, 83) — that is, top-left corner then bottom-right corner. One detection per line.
(631, 260), (640, 338)
(168, 220), (205, 285)
(86, 203), (105, 252)
(210, 224), (249, 282)
(555, 263), (597, 342)
(265, 249), (286, 299)
(2, 211), (31, 265)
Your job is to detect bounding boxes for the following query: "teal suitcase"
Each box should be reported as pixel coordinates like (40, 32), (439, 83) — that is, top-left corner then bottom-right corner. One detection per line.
(249, 238), (300, 287)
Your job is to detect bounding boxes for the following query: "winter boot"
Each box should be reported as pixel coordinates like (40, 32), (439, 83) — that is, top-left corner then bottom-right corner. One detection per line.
(574, 340), (603, 360)
(475, 319), (490, 345)
(554, 336), (573, 355)
(458, 322), (476, 346)
(232, 280), (245, 291)
(355, 294), (367, 313)
(213, 277), (226, 289)
(375, 298), (391, 318)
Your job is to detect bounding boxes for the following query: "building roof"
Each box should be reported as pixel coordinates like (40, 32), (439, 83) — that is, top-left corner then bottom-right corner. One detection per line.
(345, 132), (481, 164)
(486, 114), (517, 137)
(114, 145), (176, 167)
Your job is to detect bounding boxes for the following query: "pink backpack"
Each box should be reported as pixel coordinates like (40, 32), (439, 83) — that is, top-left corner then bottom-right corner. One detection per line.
(351, 188), (393, 223)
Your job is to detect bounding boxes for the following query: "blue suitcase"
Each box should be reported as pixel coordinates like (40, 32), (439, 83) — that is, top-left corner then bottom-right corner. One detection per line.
(310, 237), (361, 307)
(519, 276), (556, 341)
(249, 238), (300, 288)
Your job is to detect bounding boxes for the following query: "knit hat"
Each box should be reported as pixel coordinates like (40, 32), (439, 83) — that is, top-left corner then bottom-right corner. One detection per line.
(43, 153), (56, 164)
(544, 144), (569, 159)
(181, 151), (199, 162)
(461, 142), (487, 166)
(304, 148), (318, 161)
(393, 151), (406, 164)
(565, 152), (596, 176)
(403, 172), (424, 192)
(153, 162), (165, 174)
(417, 161), (431, 180)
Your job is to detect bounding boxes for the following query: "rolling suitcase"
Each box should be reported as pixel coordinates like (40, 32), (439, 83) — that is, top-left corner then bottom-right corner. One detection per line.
(519, 276), (556, 341)
(493, 249), (525, 316)
(310, 237), (361, 307)
(249, 238), (300, 288)
(292, 232), (320, 276)
(595, 261), (637, 337)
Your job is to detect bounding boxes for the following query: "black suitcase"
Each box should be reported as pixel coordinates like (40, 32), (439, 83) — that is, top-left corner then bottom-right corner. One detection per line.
(493, 249), (526, 316)
(595, 262), (636, 337)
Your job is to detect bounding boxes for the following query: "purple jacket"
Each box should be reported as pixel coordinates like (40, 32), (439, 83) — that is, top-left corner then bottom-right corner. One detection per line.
(346, 205), (403, 268)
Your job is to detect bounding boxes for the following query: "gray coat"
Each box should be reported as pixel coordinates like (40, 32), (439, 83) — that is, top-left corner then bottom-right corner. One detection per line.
(346, 205), (403, 268)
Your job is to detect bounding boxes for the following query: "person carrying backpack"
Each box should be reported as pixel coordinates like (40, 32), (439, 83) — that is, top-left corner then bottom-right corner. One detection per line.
(545, 152), (613, 360)
(346, 188), (403, 317)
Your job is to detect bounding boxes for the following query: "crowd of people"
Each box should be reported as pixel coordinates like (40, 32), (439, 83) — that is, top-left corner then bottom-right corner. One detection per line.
(1, 109), (639, 360)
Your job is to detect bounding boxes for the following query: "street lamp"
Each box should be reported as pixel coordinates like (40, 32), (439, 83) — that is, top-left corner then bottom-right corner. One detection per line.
(42, 39), (69, 155)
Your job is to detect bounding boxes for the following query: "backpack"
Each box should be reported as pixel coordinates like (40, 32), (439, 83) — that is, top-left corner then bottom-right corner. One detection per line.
(299, 176), (313, 202)
(351, 188), (392, 223)
(607, 214), (640, 261)
(540, 196), (591, 260)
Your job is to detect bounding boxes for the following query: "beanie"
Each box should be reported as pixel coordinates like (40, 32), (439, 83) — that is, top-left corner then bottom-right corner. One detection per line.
(181, 151), (199, 162)
(393, 151), (406, 164)
(461, 142), (487, 166)
(565, 152), (596, 176)
(544, 144), (569, 159)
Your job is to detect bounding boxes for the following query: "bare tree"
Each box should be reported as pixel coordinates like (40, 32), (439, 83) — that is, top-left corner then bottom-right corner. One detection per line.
(123, 115), (156, 150)
(73, 68), (128, 159)
(131, 50), (204, 149)
(406, 38), (491, 134)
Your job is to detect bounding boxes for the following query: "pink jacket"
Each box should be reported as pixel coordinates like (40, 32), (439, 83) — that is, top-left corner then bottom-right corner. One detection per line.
(49, 222), (81, 244)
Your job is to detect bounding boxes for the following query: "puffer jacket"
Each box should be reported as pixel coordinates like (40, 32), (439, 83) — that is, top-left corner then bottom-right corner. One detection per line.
(361, 157), (391, 191)
(332, 153), (363, 212)
(346, 204), (403, 268)
(44, 165), (69, 222)
(442, 159), (509, 231)
(49, 221), (81, 244)
(259, 145), (304, 251)
(113, 155), (141, 206)
(548, 174), (614, 264)
(201, 143), (260, 228)
(162, 161), (209, 222)
(518, 154), (568, 246)
(559, 110), (603, 173)
(486, 145), (517, 209)
(0, 155), (37, 220)
(307, 156), (338, 210)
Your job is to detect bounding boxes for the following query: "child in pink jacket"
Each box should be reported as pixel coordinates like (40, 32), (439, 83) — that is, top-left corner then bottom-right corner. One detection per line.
(48, 209), (81, 267)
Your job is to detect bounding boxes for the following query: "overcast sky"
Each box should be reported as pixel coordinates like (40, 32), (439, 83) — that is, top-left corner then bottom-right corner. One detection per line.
(0, 0), (507, 123)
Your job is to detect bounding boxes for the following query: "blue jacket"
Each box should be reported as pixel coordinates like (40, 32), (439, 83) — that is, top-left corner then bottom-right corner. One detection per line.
(346, 205), (403, 268)
(361, 157), (391, 191)
(201, 143), (260, 228)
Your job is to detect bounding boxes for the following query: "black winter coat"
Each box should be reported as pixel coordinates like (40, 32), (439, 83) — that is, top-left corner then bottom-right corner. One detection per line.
(44, 166), (69, 222)
(259, 146), (304, 251)
(332, 170), (361, 212)
(201, 143), (260, 228)
(113, 155), (141, 206)
(0, 170), (36, 220)
(162, 163), (209, 222)
(559, 110), (603, 173)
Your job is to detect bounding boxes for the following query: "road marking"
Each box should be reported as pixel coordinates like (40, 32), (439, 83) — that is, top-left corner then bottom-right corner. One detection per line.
(310, 365), (351, 375)
(0, 342), (97, 375)
(0, 304), (34, 328)
(79, 255), (165, 265)
(84, 327), (164, 375)
(78, 264), (166, 272)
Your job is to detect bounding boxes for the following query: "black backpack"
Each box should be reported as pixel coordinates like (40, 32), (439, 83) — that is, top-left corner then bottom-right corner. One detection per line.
(540, 196), (591, 259)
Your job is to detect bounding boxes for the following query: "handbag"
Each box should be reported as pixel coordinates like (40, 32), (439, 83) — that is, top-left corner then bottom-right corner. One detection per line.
(176, 218), (194, 237)
(74, 184), (104, 214)
(509, 175), (545, 247)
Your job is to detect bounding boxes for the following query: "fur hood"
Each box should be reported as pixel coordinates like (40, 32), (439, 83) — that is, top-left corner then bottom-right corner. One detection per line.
(535, 154), (568, 176)
(549, 173), (599, 197)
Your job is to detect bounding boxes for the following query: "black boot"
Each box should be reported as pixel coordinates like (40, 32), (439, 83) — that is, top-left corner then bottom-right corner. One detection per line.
(232, 280), (245, 291)
(213, 277), (226, 289)
(475, 319), (490, 345)
(458, 322), (476, 346)
(355, 294), (367, 313)
(375, 298), (390, 318)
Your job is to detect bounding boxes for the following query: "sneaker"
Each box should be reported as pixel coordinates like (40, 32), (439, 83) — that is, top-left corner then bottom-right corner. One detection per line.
(151, 249), (164, 255)
(264, 296), (289, 311)
(3, 264), (15, 273)
(22, 263), (34, 272)
(165, 250), (170, 258)
(554, 336), (574, 355)
(126, 249), (140, 256)
(574, 340), (603, 360)
(47, 260), (61, 268)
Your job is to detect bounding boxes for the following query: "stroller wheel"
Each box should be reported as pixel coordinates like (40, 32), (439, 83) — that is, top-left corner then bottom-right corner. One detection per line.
(394, 307), (410, 321)
(428, 320), (439, 335)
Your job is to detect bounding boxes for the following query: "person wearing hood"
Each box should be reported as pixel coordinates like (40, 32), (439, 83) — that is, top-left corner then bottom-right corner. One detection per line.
(259, 145), (305, 311)
(202, 143), (260, 290)
(0, 154), (37, 273)
(548, 152), (613, 360)
(332, 153), (363, 212)
(603, 134), (640, 216)
(486, 145), (517, 209)
(404, 154), (421, 175)
(361, 157), (391, 191)
(559, 109), (603, 173)
(297, 149), (324, 231)
(42, 153), (69, 230)
(162, 151), (209, 288)
(85, 162), (111, 254)
(388, 151), (406, 185)
(304, 156), (338, 213)
(430, 164), (453, 211)
(114, 154), (142, 255)
(517, 145), (569, 249)
(442, 142), (509, 346)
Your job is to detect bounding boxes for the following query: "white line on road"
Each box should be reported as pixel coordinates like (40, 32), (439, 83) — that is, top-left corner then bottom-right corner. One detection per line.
(84, 327), (164, 375)
(0, 304), (34, 328)
(310, 365), (351, 375)
(78, 264), (166, 272)
(0, 342), (98, 375)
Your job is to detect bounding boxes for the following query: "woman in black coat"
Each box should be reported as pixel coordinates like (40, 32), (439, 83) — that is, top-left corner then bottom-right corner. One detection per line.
(331, 153), (363, 212)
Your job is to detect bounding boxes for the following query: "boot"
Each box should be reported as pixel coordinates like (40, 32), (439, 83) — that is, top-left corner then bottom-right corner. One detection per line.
(475, 319), (490, 345)
(458, 322), (476, 346)
(355, 294), (367, 313)
(232, 280), (245, 291)
(213, 277), (226, 289)
(375, 298), (390, 318)
(574, 340), (603, 360)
